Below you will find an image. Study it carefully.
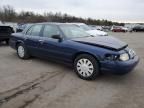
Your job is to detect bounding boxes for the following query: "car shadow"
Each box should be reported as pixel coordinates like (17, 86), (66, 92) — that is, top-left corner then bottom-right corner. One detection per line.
(32, 57), (72, 70)
(29, 57), (135, 83)
(11, 52), (136, 84)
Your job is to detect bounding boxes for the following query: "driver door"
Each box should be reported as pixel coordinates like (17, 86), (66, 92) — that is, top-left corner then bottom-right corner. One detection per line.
(38, 25), (67, 61)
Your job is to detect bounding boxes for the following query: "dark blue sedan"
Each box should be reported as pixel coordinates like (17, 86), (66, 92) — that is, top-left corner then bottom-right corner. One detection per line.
(9, 23), (139, 80)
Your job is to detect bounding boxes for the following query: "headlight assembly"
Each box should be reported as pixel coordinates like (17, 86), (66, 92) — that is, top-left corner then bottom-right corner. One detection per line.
(119, 53), (129, 61)
(105, 53), (130, 61)
(105, 54), (118, 61)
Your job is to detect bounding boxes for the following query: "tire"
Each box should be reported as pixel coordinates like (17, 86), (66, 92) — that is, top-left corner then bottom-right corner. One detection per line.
(74, 54), (100, 80)
(17, 43), (30, 59)
(5, 40), (9, 45)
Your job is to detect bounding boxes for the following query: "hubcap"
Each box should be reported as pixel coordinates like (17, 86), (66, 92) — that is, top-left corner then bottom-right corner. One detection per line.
(18, 46), (24, 58)
(76, 58), (94, 77)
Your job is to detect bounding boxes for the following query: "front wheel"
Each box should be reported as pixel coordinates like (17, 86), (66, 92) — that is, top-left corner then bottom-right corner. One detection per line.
(17, 43), (30, 59)
(74, 54), (100, 80)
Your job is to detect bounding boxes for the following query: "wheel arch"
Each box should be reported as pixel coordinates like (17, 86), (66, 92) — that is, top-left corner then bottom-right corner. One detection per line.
(15, 40), (25, 48)
(72, 52), (101, 67)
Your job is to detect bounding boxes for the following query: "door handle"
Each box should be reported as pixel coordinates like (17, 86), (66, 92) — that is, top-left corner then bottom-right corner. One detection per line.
(38, 40), (44, 44)
(24, 37), (28, 40)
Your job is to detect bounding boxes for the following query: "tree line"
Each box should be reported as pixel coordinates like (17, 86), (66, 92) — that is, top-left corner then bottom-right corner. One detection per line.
(0, 5), (124, 26)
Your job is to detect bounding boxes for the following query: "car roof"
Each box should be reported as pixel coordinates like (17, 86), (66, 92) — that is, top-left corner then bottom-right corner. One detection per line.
(22, 22), (78, 34)
(66, 23), (85, 26)
(33, 22), (75, 26)
(22, 22), (87, 26)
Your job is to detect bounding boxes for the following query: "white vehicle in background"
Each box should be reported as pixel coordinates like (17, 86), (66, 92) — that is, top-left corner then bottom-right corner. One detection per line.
(121, 27), (129, 32)
(67, 23), (108, 36)
(0, 21), (2, 25)
(90, 25), (103, 31)
(95, 26), (103, 31)
(4, 22), (17, 33)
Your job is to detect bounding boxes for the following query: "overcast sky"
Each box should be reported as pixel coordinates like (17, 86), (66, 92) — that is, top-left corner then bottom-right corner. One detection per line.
(1, 0), (144, 23)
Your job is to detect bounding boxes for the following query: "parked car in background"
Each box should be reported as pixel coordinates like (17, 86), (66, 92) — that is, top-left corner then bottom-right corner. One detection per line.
(67, 23), (108, 36)
(3, 22), (17, 33)
(132, 25), (144, 32)
(10, 23), (139, 80)
(89, 25), (103, 31)
(95, 26), (103, 31)
(111, 26), (128, 32)
(102, 26), (112, 32)
(0, 21), (2, 25)
(16, 24), (31, 32)
(0, 25), (14, 44)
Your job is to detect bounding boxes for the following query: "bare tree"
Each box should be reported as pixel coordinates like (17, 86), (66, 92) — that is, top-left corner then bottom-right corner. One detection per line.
(0, 5), (124, 26)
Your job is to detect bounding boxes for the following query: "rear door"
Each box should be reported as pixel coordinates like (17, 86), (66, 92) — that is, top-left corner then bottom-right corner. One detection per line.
(24, 24), (43, 56)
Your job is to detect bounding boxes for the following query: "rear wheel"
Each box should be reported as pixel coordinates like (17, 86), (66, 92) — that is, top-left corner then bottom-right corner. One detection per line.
(74, 54), (100, 80)
(17, 43), (30, 59)
(5, 40), (9, 45)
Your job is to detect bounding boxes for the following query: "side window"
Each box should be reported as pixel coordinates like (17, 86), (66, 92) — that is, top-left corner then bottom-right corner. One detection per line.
(31, 25), (43, 36)
(43, 25), (60, 38)
(26, 25), (42, 36)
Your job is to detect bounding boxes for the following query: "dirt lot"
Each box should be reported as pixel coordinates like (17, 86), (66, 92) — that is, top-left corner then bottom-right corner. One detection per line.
(0, 32), (144, 108)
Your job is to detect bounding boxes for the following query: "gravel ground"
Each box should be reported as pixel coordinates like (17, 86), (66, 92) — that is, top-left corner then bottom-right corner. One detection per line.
(0, 32), (144, 108)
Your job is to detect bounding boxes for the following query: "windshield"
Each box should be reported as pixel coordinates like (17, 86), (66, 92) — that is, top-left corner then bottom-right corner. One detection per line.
(60, 25), (91, 38)
(79, 24), (91, 31)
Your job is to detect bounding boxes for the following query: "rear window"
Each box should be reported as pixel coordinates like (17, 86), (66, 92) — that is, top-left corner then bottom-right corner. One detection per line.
(26, 25), (43, 36)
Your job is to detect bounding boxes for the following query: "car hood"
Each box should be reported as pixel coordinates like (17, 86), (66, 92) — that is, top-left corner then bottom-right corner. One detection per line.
(72, 36), (128, 51)
(86, 30), (108, 36)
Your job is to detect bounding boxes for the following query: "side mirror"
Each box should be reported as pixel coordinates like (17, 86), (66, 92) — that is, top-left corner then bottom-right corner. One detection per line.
(51, 35), (62, 41)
